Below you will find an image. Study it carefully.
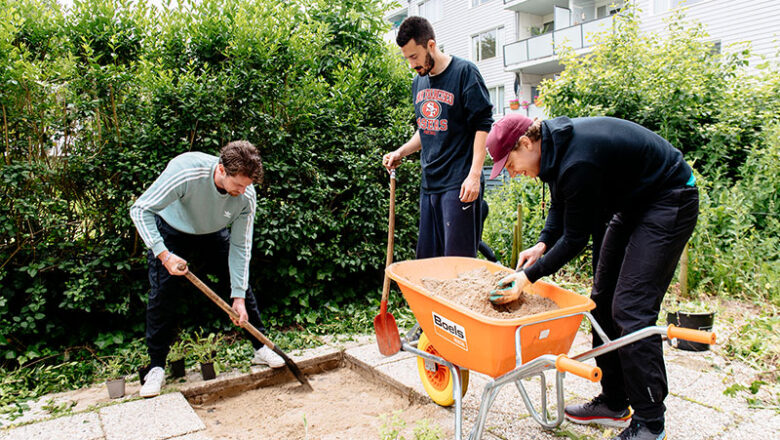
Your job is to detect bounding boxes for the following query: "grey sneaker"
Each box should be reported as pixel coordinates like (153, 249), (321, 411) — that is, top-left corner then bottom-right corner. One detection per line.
(565, 395), (631, 428)
(139, 366), (165, 398)
(611, 420), (666, 440)
(252, 345), (285, 368)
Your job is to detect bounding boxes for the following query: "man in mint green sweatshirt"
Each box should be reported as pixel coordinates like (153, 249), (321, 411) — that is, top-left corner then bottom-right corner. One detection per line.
(130, 140), (283, 398)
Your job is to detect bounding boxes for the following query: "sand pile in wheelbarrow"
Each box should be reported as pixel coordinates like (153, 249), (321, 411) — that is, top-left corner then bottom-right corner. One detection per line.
(421, 267), (558, 319)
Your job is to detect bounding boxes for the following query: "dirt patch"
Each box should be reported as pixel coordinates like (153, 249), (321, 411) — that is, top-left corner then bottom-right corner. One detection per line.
(421, 267), (558, 319)
(191, 367), (452, 439)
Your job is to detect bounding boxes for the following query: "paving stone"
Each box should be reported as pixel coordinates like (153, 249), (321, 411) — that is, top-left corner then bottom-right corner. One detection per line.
(98, 393), (205, 440)
(664, 394), (734, 439)
(345, 342), (414, 369)
(720, 408), (780, 438)
(0, 412), (103, 440)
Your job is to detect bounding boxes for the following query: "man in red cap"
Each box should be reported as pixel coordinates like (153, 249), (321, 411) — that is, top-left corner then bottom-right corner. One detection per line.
(485, 115), (698, 440)
(382, 16), (493, 259)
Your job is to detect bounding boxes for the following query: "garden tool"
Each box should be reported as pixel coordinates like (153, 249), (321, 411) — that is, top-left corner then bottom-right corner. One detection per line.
(178, 264), (313, 391)
(374, 169), (402, 356)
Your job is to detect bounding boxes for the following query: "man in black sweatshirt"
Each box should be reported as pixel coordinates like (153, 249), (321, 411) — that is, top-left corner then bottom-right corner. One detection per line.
(486, 114), (698, 440)
(382, 16), (493, 259)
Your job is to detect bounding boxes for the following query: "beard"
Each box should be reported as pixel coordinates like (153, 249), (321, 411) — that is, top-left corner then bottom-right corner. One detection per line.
(416, 51), (436, 76)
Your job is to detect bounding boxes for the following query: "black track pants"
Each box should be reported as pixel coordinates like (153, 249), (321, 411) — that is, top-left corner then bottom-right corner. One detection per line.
(146, 216), (267, 368)
(591, 186), (699, 421)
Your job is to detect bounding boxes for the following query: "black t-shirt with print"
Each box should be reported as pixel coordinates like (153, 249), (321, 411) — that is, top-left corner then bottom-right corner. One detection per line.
(412, 56), (494, 193)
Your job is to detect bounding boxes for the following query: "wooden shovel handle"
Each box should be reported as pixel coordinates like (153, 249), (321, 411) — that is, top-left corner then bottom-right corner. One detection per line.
(178, 265), (275, 350)
(381, 170), (396, 304)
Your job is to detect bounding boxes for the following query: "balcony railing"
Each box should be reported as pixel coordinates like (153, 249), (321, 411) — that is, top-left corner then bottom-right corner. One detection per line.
(504, 15), (613, 67)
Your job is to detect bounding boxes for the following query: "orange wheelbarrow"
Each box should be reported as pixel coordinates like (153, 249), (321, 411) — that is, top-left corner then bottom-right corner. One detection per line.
(385, 257), (716, 440)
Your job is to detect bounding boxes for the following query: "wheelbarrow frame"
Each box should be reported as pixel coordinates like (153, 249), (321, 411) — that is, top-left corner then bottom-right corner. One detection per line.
(400, 312), (709, 440)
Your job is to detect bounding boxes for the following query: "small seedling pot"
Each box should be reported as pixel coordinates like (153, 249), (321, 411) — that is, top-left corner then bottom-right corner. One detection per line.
(170, 358), (186, 378)
(667, 311), (715, 351)
(138, 365), (151, 385)
(200, 362), (216, 380)
(106, 377), (126, 399)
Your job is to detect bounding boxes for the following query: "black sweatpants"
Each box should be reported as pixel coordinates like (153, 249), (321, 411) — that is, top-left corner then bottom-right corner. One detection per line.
(591, 186), (698, 422)
(146, 216), (267, 368)
(416, 186), (484, 259)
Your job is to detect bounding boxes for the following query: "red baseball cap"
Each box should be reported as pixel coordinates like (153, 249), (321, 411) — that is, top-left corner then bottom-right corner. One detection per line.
(487, 114), (534, 179)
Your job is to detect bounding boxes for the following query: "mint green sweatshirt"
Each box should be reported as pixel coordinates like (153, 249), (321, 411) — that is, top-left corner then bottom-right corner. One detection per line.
(130, 152), (256, 298)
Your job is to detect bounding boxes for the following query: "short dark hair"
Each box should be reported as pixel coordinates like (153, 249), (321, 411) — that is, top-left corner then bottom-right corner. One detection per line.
(396, 16), (435, 48)
(219, 140), (264, 184)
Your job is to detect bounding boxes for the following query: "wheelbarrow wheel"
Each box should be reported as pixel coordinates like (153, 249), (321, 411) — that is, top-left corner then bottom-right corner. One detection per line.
(416, 332), (469, 407)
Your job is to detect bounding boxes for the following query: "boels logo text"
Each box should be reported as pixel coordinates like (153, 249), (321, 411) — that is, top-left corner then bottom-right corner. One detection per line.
(432, 312), (468, 351)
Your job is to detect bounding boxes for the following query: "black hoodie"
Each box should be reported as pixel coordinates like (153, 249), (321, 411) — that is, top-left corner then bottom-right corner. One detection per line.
(524, 116), (693, 283)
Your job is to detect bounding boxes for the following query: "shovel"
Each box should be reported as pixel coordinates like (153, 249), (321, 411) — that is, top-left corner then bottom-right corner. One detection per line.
(374, 169), (402, 356)
(178, 264), (313, 391)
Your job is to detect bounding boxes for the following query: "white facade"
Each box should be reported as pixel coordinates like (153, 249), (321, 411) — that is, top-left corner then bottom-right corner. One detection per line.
(385, 0), (780, 118)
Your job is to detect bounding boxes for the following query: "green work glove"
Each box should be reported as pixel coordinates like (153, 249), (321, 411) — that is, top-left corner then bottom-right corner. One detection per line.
(489, 271), (530, 305)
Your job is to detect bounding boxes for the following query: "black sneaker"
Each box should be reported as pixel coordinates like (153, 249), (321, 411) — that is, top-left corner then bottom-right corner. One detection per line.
(564, 395), (632, 428)
(611, 419), (666, 440)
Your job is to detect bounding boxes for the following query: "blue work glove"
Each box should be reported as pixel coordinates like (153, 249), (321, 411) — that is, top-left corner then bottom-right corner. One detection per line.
(489, 271), (530, 305)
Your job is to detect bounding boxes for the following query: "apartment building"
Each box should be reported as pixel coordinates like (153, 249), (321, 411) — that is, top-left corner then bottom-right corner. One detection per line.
(384, 0), (780, 119)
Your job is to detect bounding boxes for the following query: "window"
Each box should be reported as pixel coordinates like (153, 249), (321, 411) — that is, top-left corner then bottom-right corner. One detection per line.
(472, 27), (503, 62)
(418, 0), (442, 23)
(489, 86), (505, 115)
(471, 0), (494, 7)
(653, 0), (704, 14)
(530, 86), (540, 102)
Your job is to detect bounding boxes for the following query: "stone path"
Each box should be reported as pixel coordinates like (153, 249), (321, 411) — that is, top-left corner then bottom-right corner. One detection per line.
(1, 332), (777, 440)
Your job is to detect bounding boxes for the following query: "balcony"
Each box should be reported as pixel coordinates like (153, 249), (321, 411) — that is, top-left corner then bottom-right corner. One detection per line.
(503, 15), (613, 71)
(504, 0), (568, 14)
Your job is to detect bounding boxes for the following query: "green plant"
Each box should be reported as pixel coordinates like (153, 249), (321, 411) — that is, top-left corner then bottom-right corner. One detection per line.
(168, 339), (187, 363)
(0, 0), (417, 367)
(100, 356), (126, 379)
(379, 410), (406, 440)
(188, 331), (221, 364)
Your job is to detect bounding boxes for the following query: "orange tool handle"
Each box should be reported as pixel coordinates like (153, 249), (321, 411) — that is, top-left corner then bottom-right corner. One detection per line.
(556, 355), (601, 382)
(667, 324), (716, 345)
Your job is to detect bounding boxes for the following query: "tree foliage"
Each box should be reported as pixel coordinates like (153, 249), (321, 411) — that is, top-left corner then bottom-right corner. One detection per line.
(0, 0), (420, 363)
(492, 3), (780, 304)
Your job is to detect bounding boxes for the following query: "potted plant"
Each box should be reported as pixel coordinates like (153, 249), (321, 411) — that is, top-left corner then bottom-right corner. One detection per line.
(509, 98), (520, 110)
(136, 351), (151, 386)
(188, 331), (221, 380)
(664, 246), (715, 352)
(102, 356), (127, 399)
(168, 339), (187, 378)
(665, 298), (715, 351)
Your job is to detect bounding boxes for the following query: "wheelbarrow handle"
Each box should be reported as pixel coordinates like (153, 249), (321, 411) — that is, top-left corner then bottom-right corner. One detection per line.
(667, 324), (717, 345)
(555, 355), (601, 382)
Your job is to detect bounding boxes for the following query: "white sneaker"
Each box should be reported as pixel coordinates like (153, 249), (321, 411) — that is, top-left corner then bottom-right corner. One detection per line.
(252, 345), (285, 368)
(139, 366), (165, 398)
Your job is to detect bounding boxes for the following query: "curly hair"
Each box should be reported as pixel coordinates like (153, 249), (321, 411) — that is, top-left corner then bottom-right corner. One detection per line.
(396, 16), (435, 47)
(513, 119), (543, 150)
(219, 140), (264, 184)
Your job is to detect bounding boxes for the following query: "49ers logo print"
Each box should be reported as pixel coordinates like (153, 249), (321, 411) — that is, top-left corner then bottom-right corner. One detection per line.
(421, 100), (441, 119)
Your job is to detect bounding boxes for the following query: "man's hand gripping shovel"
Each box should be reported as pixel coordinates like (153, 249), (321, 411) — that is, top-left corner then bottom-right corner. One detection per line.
(177, 263), (313, 391)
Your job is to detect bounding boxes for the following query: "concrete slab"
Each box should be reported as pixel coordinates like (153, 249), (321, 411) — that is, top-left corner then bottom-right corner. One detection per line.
(98, 393), (204, 440)
(344, 342), (414, 369)
(0, 412), (103, 440)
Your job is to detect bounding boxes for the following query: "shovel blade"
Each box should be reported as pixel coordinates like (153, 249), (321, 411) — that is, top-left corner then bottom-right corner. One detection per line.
(374, 308), (401, 356)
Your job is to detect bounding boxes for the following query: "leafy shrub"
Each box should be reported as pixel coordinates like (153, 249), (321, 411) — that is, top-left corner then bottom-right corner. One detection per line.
(0, 0), (419, 363)
(532, 2), (779, 303)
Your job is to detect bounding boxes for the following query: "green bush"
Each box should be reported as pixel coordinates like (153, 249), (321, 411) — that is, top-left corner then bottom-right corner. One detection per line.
(0, 0), (420, 363)
(504, 2), (780, 304)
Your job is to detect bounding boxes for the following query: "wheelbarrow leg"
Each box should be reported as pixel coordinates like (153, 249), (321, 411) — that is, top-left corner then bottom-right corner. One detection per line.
(469, 380), (502, 439)
(451, 364), (463, 440)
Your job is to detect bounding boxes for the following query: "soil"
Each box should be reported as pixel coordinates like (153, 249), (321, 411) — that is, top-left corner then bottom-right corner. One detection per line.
(421, 267), (558, 319)
(192, 367), (452, 440)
